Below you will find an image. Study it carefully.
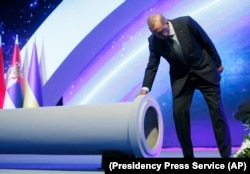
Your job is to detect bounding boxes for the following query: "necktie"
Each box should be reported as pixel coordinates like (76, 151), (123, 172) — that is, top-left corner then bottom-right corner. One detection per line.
(168, 35), (184, 58)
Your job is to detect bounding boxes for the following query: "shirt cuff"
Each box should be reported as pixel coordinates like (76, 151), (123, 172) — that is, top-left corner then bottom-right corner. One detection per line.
(142, 87), (149, 92)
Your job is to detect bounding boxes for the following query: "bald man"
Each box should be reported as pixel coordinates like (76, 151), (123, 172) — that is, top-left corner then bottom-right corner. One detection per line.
(137, 14), (231, 158)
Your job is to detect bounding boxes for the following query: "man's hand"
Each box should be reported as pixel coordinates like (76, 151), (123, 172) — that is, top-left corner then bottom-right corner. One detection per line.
(136, 89), (148, 97)
(218, 65), (224, 73)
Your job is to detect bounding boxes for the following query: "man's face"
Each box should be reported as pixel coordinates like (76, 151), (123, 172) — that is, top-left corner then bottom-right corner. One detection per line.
(150, 21), (170, 40)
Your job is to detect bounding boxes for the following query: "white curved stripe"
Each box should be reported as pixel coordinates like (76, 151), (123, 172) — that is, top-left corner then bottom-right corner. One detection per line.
(78, 0), (223, 105)
(20, 0), (125, 83)
(80, 44), (148, 104)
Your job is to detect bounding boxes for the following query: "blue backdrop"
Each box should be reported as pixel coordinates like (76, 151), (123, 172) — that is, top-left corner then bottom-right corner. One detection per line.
(1, 0), (250, 148)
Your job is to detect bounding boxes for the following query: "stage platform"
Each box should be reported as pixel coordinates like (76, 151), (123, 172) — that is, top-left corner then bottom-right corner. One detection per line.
(0, 147), (239, 174)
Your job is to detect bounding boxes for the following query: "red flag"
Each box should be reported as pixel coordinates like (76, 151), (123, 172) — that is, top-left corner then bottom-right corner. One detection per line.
(0, 36), (6, 109)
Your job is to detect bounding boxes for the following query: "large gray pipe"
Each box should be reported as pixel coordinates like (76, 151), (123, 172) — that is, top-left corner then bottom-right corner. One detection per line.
(0, 95), (163, 157)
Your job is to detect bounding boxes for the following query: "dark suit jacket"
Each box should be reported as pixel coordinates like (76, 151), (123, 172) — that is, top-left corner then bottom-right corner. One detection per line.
(142, 16), (222, 97)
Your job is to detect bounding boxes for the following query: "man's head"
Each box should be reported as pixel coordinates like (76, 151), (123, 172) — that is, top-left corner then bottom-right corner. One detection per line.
(147, 13), (170, 40)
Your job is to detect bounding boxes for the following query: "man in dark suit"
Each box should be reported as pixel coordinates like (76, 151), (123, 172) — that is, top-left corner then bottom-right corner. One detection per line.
(137, 13), (231, 158)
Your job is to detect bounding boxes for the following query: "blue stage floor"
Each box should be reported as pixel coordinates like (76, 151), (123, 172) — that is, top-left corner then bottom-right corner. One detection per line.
(0, 147), (239, 174)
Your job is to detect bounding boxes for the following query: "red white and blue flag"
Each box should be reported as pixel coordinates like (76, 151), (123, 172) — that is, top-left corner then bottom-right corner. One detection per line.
(3, 36), (23, 109)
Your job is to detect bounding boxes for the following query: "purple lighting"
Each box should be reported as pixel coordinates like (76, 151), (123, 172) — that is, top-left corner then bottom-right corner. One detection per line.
(62, 0), (250, 148)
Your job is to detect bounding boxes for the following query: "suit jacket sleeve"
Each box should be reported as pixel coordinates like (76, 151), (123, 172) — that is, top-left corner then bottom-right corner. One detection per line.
(142, 36), (161, 91)
(187, 16), (222, 67)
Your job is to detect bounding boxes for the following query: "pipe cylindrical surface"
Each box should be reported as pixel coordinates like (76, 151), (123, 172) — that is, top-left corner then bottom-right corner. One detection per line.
(0, 95), (163, 157)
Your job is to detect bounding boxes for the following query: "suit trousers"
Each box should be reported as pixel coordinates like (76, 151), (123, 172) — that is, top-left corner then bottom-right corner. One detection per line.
(172, 72), (231, 158)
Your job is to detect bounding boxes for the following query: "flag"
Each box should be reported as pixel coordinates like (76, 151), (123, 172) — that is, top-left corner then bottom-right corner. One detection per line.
(23, 41), (43, 107)
(39, 37), (47, 85)
(0, 36), (6, 109)
(23, 46), (29, 83)
(22, 46), (29, 92)
(3, 35), (23, 109)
